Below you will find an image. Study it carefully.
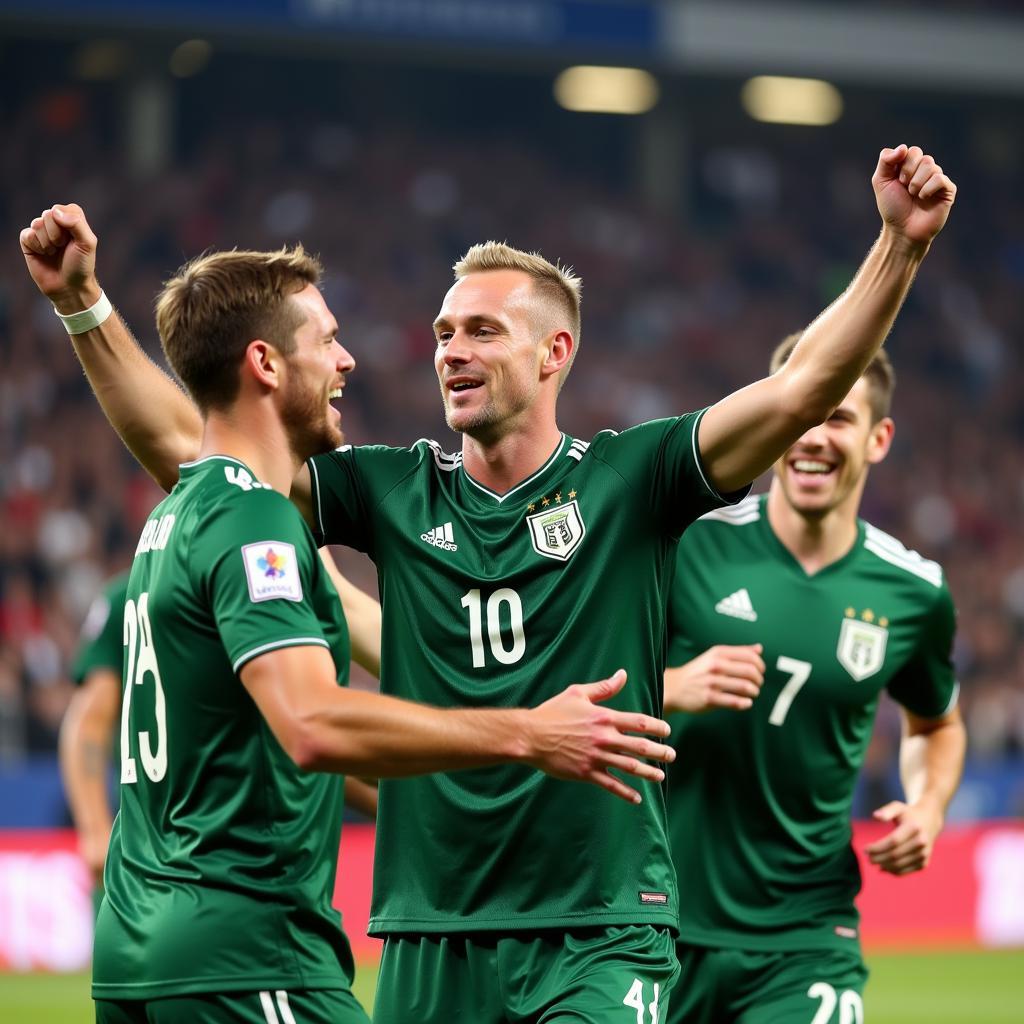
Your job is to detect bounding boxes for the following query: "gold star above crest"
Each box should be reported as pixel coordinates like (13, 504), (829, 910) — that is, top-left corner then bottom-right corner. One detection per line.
(554, 492), (562, 504)
(541, 496), (550, 507)
(568, 489), (577, 499)
(879, 617), (889, 628)
(861, 609), (875, 623)
(527, 503), (536, 513)
(845, 607), (856, 618)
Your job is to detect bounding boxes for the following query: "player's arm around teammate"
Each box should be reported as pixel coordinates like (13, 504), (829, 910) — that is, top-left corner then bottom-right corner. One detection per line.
(865, 704), (966, 875)
(697, 145), (956, 495)
(22, 204), (676, 806)
(663, 644), (765, 714)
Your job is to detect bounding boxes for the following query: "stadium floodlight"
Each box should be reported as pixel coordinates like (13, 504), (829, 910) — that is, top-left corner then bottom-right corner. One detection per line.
(741, 76), (843, 126)
(554, 66), (659, 115)
(169, 40), (213, 79)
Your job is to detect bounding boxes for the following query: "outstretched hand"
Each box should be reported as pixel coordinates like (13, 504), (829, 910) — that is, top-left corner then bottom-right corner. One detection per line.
(19, 203), (100, 310)
(664, 644), (764, 714)
(526, 670), (675, 805)
(864, 798), (944, 876)
(873, 145), (956, 249)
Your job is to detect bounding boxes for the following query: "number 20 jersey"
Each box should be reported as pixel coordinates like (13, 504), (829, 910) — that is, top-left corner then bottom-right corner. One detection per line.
(309, 411), (742, 935)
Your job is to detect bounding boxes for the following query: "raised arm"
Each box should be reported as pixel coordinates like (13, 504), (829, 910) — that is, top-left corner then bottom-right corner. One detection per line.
(20, 204), (202, 491)
(864, 705), (966, 876)
(241, 646), (674, 804)
(698, 145), (956, 494)
(319, 548), (382, 677)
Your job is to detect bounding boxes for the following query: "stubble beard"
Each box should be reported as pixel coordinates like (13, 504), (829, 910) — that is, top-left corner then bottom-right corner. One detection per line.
(282, 378), (344, 460)
(442, 376), (536, 442)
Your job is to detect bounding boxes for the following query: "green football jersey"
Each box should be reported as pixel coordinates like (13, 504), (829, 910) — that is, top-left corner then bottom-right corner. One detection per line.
(71, 571), (130, 685)
(92, 455), (354, 1000)
(665, 493), (958, 952)
(309, 412), (743, 935)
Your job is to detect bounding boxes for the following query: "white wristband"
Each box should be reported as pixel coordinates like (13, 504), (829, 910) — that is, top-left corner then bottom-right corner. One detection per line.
(54, 290), (113, 335)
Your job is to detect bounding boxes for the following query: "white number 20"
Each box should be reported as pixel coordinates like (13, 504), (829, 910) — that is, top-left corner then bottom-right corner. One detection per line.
(808, 982), (863, 1024)
(120, 592), (168, 784)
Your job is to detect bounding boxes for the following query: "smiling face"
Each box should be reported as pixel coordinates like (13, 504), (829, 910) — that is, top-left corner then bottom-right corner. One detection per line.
(774, 376), (894, 520)
(433, 270), (554, 442)
(278, 283), (355, 459)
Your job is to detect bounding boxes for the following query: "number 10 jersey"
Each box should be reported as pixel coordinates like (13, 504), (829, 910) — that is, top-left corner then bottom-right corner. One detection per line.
(309, 411), (743, 935)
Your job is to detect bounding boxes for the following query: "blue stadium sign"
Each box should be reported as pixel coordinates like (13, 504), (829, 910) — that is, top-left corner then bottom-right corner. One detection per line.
(3, 0), (659, 55)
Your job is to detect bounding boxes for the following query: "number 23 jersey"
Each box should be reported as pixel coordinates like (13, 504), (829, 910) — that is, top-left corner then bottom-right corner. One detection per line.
(309, 412), (743, 935)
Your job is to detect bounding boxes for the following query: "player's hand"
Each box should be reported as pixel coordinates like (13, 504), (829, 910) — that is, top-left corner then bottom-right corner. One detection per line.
(19, 203), (102, 312)
(864, 798), (944, 876)
(872, 145), (956, 249)
(663, 644), (764, 714)
(78, 824), (112, 884)
(525, 669), (675, 805)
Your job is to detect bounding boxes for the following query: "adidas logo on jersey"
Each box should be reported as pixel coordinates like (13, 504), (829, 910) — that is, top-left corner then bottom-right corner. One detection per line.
(421, 522), (458, 552)
(715, 588), (757, 622)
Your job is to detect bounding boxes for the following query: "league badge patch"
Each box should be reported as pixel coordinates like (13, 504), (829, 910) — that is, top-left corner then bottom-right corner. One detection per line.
(526, 499), (586, 562)
(241, 541), (302, 602)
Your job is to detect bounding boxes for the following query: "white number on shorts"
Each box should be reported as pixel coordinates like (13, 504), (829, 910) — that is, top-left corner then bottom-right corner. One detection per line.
(120, 592), (168, 784)
(460, 588), (526, 668)
(623, 978), (660, 1024)
(808, 982), (863, 1024)
(768, 656), (812, 726)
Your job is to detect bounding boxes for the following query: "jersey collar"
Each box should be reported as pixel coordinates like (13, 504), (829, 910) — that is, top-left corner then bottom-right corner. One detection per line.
(460, 434), (569, 506)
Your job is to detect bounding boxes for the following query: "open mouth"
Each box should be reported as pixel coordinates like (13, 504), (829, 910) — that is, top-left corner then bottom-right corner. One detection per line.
(446, 377), (483, 396)
(789, 457), (837, 483)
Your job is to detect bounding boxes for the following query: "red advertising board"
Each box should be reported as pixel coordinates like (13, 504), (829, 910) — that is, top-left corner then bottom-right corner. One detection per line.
(2, 822), (1022, 971)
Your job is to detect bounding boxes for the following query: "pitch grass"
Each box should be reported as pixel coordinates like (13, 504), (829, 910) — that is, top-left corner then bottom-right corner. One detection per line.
(1, 949), (1021, 1023)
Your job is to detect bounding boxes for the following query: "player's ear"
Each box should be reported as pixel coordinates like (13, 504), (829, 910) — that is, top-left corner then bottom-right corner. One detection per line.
(242, 339), (283, 392)
(866, 417), (894, 464)
(540, 329), (574, 381)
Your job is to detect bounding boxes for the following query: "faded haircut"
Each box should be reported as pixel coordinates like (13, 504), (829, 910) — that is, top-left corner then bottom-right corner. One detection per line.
(454, 241), (582, 386)
(770, 332), (896, 423)
(156, 246), (322, 413)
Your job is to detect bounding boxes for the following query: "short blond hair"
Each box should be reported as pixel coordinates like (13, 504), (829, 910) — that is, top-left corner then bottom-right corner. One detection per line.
(454, 241), (582, 385)
(156, 246), (322, 412)
(770, 332), (896, 423)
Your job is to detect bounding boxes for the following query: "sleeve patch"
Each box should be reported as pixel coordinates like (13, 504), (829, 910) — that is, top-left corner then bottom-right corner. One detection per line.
(241, 541), (303, 603)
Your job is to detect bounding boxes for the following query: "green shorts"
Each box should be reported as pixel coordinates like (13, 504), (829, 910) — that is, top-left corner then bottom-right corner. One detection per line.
(374, 925), (679, 1024)
(669, 942), (868, 1024)
(95, 986), (369, 1024)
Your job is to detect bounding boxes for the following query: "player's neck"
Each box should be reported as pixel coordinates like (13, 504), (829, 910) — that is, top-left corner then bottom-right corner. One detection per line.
(765, 483), (860, 576)
(460, 421), (564, 495)
(198, 411), (301, 495)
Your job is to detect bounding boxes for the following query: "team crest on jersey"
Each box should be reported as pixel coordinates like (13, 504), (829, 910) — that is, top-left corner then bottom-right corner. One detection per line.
(836, 615), (888, 681)
(526, 499), (586, 562)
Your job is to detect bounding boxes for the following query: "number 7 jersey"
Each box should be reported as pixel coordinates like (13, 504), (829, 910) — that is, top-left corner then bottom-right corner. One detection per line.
(664, 493), (958, 952)
(309, 411), (744, 935)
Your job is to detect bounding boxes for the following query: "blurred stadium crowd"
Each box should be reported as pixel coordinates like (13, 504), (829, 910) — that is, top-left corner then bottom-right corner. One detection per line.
(0, 73), (1021, 785)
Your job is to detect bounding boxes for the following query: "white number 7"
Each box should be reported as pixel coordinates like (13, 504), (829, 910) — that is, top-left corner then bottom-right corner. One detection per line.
(768, 656), (812, 727)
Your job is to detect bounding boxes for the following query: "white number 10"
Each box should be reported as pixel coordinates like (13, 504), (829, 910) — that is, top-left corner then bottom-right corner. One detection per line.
(460, 588), (526, 668)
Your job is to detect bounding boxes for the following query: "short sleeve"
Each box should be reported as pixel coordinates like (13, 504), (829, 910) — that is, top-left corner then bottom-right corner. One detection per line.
(71, 573), (130, 684)
(886, 582), (959, 719)
(595, 411), (750, 539)
(193, 489), (330, 674)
